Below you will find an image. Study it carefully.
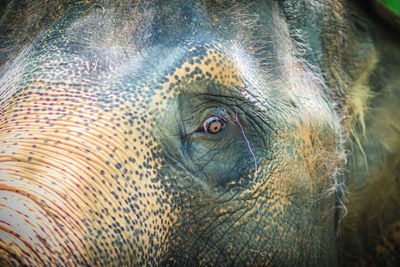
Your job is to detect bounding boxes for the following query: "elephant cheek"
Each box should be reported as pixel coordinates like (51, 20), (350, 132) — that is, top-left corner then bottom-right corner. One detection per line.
(0, 94), (177, 265)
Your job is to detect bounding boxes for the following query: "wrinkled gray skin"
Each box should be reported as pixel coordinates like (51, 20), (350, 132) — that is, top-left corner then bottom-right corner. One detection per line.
(0, 0), (400, 266)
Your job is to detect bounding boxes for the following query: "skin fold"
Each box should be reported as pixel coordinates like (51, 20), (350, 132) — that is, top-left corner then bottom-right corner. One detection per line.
(0, 0), (399, 266)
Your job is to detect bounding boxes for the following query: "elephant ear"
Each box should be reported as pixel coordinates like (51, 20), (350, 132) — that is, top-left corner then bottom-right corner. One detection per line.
(368, 0), (400, 33)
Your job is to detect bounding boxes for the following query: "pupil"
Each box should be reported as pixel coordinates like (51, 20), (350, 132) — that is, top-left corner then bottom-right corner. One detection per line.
(205, 117), (224, 134)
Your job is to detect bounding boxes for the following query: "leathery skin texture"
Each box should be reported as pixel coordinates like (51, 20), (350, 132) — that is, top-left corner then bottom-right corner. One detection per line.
(0, 0), (400, 266)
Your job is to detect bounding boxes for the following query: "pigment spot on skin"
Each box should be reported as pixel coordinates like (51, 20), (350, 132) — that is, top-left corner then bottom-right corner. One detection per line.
(0, 78), (179, 264)
(0, 21), (180, 267)
(0, 36), (255, 265)
(1, 1), (399, 266)
(162, 45), (245, 93)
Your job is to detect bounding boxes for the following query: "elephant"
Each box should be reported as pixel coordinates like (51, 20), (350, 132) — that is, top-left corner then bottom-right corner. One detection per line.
(0, 0), (399, 266)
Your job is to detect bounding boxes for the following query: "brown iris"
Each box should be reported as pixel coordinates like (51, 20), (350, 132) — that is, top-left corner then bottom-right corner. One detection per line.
(203, 116), (226, 134)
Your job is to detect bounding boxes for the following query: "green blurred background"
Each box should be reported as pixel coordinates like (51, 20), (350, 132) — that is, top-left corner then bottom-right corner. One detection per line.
(381, 0), (400, 15)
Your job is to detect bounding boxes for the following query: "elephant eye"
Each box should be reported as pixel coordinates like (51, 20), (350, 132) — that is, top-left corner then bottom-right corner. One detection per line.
(202, 116), (227, 134)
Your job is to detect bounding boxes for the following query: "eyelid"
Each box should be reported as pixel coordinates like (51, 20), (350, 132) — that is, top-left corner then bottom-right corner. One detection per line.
(202, 116), (227, 134)
(182, 106), (231, 137)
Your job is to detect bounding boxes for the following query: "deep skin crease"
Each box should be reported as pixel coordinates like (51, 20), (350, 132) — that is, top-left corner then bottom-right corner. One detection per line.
(0, 0), (399, 266)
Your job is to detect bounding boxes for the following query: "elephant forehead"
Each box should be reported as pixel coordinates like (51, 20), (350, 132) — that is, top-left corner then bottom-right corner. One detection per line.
(133, 43), (246, 112)
(162, 44), (245, 90)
